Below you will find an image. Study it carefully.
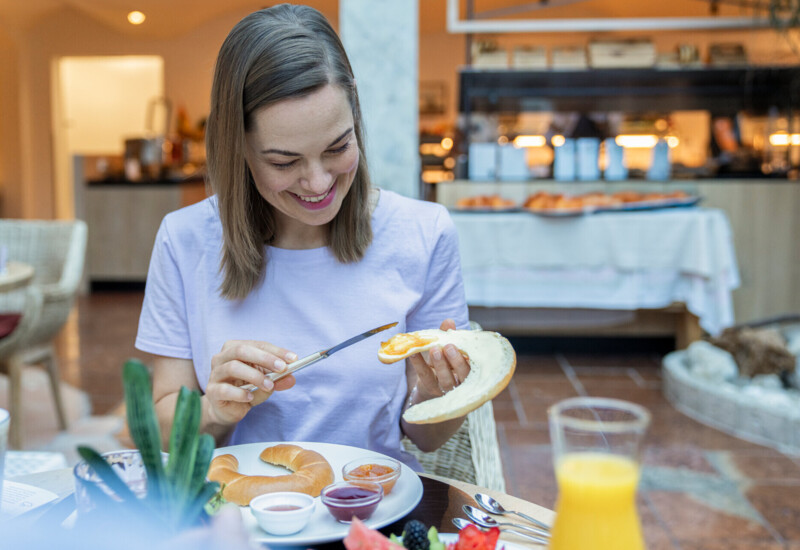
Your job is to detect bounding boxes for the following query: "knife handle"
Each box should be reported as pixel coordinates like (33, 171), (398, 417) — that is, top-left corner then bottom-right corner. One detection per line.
(267, 351), (324, 382)
(241, 351), (324, 392)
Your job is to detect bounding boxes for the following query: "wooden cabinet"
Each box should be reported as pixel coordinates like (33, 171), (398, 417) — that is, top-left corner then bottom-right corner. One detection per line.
(84, 181), (207, 283)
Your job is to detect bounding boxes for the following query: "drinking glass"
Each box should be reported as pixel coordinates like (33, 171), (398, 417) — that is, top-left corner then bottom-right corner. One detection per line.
(547, 397), (651, 550)
(73, 449), (166, 516)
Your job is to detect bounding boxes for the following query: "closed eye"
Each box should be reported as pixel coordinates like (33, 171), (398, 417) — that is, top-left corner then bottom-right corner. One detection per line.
(269, 140), (351, 169)
(271, 159), (298, 169)
(327, 142), (351, 155)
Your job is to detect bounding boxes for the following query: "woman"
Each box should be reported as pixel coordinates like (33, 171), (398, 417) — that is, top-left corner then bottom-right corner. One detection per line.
(135, 4), (470, 468)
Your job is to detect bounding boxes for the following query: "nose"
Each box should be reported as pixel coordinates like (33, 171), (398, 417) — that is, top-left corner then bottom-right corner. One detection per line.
(298, 161), (333, 194)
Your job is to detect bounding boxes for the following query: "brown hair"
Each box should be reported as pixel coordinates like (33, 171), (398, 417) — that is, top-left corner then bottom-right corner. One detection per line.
(206, 4), (373, 300)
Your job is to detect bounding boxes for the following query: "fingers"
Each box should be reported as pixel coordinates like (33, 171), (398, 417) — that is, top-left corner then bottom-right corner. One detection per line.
(427, 345), (460, 392)
(206, 340), (300, 419)
(409, 353), (441, 396)
(251, 374), (295, 407)
(212, 359), (273, 391)
(439, 318), (457, 331)
(218, 340), (298, 375)
(207, 377), (256, 404)
(443, 343), (470, 385)
(409, 343), (471, 398)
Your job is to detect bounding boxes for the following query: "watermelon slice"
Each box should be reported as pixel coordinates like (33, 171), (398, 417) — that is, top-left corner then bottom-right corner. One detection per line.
(343, 518), (405, 550)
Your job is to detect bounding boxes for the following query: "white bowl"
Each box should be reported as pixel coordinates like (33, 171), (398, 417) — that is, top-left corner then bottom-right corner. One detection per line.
(250, 492), (316, 536)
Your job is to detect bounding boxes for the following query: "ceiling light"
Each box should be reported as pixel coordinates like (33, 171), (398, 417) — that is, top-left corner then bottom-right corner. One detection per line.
(127, 11), (146, 25)
(615, 135), (659, 148)
(513, 135), (546, 148)
(769, 132), (800, 146)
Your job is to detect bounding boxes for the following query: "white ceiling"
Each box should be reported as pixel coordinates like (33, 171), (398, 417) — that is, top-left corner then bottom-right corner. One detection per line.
(0, 0), (338, 38)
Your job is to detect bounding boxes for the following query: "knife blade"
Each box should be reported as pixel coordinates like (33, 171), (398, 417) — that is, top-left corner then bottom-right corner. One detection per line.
(243, 321), (398, 391)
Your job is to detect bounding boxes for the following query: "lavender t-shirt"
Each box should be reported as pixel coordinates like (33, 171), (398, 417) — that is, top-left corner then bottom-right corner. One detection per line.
(135, 189), (469, 467)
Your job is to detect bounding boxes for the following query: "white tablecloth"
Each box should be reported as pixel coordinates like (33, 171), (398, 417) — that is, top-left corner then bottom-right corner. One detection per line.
(451, 208), (740, 335)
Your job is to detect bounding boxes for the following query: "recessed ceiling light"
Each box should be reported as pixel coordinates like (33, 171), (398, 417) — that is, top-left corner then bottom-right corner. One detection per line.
(127, 11), (146, 25)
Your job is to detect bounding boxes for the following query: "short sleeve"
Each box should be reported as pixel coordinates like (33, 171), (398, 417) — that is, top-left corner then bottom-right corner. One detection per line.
(406, 207), (470, 332)
(135, 219), (193, 359)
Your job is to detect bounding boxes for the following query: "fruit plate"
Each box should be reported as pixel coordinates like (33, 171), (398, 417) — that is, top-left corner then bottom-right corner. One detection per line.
(212, 441), (423, 547)
(433, 533), (535, 549)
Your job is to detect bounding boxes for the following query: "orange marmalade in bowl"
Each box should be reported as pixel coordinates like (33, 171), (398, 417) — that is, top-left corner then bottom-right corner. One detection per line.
(342, 457), (401, 495)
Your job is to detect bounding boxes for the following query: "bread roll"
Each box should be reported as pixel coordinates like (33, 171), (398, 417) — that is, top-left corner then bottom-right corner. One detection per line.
(207, 443), (334, 506)
(379, 329), (516, 424)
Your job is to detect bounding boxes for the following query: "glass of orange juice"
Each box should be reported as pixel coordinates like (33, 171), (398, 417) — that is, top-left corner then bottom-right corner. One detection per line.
(547, 397), (651, 550)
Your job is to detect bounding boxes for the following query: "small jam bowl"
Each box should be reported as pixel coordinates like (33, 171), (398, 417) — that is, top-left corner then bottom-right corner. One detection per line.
(250, 492), (315, 535)
(320, 480), (383, 523)
(342, 456), (401, 496)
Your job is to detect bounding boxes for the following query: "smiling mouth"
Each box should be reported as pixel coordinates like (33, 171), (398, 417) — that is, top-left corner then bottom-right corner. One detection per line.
(292, 187), (333, 203)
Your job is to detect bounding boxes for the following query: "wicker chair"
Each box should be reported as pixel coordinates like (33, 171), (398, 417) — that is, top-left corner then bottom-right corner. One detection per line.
(0, 282), (44, 448)
(0, 219), (87, 448)
(401, 321), (507, 492)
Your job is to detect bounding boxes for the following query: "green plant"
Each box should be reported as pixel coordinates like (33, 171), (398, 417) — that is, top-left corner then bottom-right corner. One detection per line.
(76, 359), (219, 533)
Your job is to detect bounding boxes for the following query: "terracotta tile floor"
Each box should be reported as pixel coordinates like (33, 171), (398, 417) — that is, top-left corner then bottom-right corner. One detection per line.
(58, 291), (800, 549)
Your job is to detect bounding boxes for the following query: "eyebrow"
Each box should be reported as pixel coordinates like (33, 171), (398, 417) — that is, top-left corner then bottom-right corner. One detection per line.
(261, 128), (353, 156)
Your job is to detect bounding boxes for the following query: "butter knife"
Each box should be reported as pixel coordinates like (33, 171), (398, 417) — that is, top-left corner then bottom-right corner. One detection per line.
(243, 321), (398, 391)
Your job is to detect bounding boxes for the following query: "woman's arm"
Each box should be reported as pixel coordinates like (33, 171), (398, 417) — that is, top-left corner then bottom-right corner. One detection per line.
(399, 319), (469, 452)
(152, 355), (231, 449)
(400, 359), (466, 452)
(151, 340), (298, 448)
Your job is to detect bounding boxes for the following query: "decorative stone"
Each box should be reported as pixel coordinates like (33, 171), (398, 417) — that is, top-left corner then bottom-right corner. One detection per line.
(686, 340), (738, 382)
(663, 350), (800, 456)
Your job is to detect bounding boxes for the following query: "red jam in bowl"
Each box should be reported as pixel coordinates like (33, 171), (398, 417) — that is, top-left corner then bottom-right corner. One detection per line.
(320, 481), (383, 523)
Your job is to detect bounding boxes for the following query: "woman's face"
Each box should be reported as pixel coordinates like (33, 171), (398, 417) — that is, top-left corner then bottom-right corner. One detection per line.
(244, 84), (360, 237)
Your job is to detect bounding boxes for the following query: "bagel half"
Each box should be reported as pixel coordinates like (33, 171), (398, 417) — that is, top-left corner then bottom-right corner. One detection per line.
(379, 329), (516, 424)
(207, 443), (334, 506)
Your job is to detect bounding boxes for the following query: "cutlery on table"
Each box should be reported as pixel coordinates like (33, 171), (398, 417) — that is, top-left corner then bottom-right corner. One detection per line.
(241, 322), (398, 391)
(452, 518), (549, 545)
(475, 492), (552, 532)
(463, 505), (551, 538)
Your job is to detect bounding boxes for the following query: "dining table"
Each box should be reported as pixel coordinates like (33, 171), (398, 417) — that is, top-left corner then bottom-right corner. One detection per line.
(0, 261), (35, 292)
(5, 465), (554, 549)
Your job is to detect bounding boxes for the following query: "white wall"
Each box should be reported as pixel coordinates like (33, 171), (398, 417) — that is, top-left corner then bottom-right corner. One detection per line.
(59, 56), (164, 155)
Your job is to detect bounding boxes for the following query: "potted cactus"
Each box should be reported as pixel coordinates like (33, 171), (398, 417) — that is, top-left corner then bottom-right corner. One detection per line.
(75, 359), (220, 534)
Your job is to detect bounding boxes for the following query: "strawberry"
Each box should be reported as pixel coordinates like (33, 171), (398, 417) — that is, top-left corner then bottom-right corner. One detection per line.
(452, 525), (501, 550)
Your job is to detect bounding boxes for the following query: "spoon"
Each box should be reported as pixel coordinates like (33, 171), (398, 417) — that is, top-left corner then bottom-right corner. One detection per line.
(452, 518), (549, 546)
(475, 492), (552, 532)
(463, 505), (551, 539)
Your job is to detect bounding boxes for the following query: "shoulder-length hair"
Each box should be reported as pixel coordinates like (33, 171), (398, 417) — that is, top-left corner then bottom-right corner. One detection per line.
(206, 3), (373, 300)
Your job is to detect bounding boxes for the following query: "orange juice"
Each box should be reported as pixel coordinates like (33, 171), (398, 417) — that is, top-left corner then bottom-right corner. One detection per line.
(548, 452), (645, 550)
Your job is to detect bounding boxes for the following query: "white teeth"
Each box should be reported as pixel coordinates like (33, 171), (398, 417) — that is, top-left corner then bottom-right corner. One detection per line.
(297, 189), (330, 203)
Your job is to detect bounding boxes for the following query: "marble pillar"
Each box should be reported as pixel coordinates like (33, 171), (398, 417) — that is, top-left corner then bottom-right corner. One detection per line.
(340, 0), (419, 199)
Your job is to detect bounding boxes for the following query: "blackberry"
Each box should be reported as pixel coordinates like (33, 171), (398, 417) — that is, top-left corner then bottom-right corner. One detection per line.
(403, 520), (430, 550)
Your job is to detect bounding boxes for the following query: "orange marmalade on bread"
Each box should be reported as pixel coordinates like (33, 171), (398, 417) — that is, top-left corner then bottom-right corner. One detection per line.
(379, 333), (437, 357)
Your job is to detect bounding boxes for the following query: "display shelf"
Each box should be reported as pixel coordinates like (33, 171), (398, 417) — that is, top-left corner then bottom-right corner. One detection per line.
(459, 66), (800, 114)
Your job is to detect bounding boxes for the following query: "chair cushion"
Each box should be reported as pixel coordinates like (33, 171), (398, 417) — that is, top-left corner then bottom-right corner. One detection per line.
(0, 313), (22, 339)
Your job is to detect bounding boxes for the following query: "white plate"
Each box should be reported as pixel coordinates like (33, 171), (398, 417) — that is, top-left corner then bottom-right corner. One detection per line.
(212, 441), (423, 547)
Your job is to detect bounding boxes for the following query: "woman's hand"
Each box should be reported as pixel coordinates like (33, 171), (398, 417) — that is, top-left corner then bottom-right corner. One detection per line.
(407, 319), (470, 402)
(206, 340), (298, 425)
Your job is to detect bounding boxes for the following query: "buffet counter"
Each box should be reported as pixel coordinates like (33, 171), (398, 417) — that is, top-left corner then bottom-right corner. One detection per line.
(451, 207), (739, 341)
(79, 176), (207, 286)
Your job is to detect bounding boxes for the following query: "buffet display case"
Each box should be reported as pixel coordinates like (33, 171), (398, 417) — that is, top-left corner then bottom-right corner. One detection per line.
(437, 65), (800, 336)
